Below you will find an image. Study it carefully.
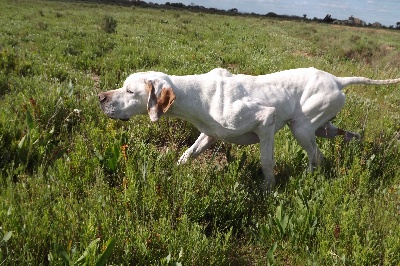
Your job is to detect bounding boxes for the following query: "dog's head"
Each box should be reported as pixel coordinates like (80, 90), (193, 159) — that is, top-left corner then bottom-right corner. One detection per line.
(98, 72), (176, 122)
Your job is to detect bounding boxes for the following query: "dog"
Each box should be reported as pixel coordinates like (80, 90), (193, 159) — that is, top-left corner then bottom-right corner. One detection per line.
(98, 67), (400, 190)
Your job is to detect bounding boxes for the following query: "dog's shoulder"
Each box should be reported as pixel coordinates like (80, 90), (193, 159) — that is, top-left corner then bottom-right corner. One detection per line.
(207, 68), (233, 77)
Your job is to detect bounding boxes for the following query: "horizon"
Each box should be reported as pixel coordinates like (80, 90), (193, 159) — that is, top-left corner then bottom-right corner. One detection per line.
(148, 0), (399, 27)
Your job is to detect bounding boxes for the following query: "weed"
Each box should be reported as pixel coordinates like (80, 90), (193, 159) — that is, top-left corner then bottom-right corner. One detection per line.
(49, 237), (116, 266)
(0, 231), (12, 263)
(100, 15), (117, 34)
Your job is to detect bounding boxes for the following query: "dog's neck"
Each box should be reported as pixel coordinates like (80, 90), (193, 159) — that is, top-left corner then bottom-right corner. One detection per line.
(162, 75), (215, 132)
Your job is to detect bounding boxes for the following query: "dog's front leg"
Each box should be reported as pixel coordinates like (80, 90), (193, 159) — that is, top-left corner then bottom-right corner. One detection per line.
(255, 107), (276, 191)
(177, 133), (216, 165)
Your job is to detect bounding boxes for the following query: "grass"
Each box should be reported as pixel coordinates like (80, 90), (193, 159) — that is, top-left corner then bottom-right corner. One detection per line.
(0, 0), (399, 264)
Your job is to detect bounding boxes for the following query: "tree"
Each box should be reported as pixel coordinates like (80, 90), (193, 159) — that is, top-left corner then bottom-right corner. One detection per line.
(266, 12), (278, 18)
(396, 22), (400, 29)
(323, 14), (334, 23)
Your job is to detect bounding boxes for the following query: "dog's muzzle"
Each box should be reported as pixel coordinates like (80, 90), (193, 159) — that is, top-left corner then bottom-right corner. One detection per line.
(98, 92), (129, 121)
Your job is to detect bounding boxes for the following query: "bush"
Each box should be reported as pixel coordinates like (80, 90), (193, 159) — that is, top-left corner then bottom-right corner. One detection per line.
(100, 15), (117, 34)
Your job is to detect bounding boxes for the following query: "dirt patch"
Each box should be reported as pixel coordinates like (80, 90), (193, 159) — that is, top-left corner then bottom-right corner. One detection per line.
(292, 50), (314, 58)
(91, 73), (101, 93)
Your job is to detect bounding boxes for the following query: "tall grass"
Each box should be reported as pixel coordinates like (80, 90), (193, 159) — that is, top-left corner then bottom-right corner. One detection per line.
(0, 0), (399, 264)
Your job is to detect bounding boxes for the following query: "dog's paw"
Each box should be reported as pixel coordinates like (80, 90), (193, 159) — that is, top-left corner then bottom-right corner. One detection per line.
(344, 132), (361, 143)
(260, 176), (276, 193)
(177, 150), (191, 165)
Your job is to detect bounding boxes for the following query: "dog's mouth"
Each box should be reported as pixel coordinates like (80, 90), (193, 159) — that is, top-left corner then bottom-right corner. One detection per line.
(102, 112), (130, 121)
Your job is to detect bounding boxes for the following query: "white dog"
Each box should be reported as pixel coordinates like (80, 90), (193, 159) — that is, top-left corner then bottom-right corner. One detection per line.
(98, 67), (400, 190)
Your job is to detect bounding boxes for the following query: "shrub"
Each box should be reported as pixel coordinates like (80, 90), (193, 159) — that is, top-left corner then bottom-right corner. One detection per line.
(100, 15), (117, 34)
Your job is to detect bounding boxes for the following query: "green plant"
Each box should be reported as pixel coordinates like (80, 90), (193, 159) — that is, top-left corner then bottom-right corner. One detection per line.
(100, 15), (117, 34)
(266, 242), (277, 265)
(0, 231), (12, 262)
(49, 237), (116, 266)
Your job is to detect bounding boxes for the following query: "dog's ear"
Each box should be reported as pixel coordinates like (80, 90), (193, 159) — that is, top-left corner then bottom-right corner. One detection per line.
(146, 80), (176, 122)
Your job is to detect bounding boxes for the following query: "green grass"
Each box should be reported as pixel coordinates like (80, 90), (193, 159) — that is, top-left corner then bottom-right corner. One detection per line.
(1, 0), (399, 264)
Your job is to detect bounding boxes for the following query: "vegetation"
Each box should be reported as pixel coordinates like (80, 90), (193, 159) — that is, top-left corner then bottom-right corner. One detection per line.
(72, 0), (400, 29)
(1, 0), (399, 264)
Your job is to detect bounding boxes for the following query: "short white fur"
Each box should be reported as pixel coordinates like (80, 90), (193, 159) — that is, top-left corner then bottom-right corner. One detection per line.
(99, 67), (400, 190)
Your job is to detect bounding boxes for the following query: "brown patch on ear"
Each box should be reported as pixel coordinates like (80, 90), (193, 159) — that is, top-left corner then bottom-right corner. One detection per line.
(158, 87), (176, 113)
(146, 80), (176, 122)
(145, 81), (153, 94)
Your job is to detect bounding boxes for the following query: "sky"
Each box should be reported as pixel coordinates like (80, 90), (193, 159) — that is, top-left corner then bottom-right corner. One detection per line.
(148, 0), (400, 27)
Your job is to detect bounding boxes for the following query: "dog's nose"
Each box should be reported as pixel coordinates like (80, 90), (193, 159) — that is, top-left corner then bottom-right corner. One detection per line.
(98, 92), (107, 103)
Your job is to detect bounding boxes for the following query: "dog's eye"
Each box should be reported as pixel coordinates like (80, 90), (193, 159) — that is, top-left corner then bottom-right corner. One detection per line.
(126, 88), (134, 94)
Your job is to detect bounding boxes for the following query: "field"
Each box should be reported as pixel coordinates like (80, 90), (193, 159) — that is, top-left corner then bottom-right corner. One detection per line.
(1, 0), (400, 264)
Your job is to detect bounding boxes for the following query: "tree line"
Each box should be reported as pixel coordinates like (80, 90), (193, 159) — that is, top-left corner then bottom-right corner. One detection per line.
(80, 0), (400, 29)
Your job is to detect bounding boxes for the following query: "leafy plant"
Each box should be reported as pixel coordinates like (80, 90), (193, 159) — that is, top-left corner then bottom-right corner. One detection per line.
(16, 99), (69, 174)
(0, 231), (12, 245)
(49, 237), (116, 266)
(0, 231), (12, 262)
(266, 242), (277, 265)
(100, 15), (117, 34)
(274, 205), (290, 238)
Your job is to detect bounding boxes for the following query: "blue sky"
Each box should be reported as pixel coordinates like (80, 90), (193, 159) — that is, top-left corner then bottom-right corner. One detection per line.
(148, 0), (399, 27)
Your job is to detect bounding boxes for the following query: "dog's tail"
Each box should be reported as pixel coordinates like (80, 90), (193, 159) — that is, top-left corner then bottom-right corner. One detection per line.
(337, 76), (400, 89)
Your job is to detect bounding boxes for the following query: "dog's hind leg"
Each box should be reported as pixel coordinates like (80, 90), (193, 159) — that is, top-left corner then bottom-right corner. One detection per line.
(177, 133), (216, 165)
(290, 88), (346, 170)
(290, 123), (324, 171)
(316, 122), (360, 142)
